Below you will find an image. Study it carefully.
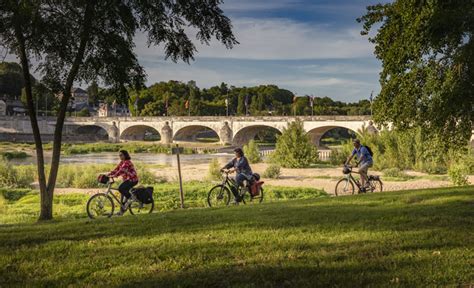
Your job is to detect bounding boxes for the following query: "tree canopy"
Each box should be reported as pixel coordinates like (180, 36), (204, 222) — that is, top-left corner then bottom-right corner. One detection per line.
(0, 62), (28, 98)
(358, 0), (474, 150)
(126, 81), (372, 117)
(0, 0), (238, 220)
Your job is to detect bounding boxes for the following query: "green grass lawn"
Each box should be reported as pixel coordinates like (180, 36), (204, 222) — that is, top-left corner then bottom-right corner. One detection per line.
(0, 186), (473, 287)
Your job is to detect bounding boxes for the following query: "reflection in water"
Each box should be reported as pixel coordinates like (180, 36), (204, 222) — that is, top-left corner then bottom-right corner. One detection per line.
(13, 152), (234, 167)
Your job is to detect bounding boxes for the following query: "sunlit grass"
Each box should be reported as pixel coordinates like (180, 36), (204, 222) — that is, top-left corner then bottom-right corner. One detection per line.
(0, 186), (472, 286)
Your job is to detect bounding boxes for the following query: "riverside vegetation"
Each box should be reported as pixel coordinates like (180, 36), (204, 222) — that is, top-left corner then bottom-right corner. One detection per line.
(0, 141), (205, 157)
(328, 127), (474, 186)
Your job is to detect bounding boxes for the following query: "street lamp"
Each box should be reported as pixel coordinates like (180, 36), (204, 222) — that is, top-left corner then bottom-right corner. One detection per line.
(369, 90), (374, 117)
(225, 97), (229, 117)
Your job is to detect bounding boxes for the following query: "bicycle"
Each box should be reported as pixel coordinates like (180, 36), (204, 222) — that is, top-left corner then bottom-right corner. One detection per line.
(86, 177), (154, 219)
(335, 164), (383, 196)
(207, 171), (264, 207)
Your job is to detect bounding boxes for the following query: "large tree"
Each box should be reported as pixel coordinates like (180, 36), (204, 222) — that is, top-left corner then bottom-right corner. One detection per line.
(358, 0), (474, 151)
(0, 0), (237, 220)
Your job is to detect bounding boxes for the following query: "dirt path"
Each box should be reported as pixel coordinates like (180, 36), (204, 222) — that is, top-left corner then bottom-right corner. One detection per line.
(54, 162), (473, 195)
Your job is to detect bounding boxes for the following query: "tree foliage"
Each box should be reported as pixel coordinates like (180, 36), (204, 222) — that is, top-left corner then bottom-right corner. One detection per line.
(127, 81), (372, 116)
(0, 62), (28, 98)
(358, 0), (474, 151)
(272, 120), (318, 168)
(243, 140), (262, 163)
(0, 0), (237, 220)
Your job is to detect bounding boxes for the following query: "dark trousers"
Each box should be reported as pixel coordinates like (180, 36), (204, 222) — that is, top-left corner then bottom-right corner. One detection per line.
(119, 180), (138, 199)
(233, 173), (250, 201)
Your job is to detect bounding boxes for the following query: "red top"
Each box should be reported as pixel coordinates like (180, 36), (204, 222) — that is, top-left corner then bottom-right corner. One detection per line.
(109, 160), (139, 182)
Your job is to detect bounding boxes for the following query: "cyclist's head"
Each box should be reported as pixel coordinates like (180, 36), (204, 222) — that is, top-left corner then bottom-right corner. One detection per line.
(119, 150), (131, 160)
(234, 148), (244, 157)
(352, 138), (361, 148)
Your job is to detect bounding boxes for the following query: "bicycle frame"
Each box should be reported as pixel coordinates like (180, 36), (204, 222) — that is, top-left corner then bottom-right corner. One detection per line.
(103, 179), (127, 208)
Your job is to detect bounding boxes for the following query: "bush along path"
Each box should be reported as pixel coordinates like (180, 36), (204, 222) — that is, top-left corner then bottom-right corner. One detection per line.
(0, 186), (472, 286)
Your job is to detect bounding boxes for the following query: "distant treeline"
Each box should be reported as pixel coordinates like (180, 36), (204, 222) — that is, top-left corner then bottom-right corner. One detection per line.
(1, 62), (371, 116)
(128, 81), (372, 117)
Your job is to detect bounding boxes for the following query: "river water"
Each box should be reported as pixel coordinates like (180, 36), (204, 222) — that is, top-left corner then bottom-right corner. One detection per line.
(12, 152), (235, 167)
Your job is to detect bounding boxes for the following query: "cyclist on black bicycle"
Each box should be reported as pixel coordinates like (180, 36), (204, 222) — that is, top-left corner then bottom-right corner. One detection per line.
(221, 148), (253, 203)
(108, 150), (139, 215)
(345, 139), (373, 192)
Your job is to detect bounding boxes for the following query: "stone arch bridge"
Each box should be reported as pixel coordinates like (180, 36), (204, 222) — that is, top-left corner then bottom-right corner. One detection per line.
(0, 116), (378, 147)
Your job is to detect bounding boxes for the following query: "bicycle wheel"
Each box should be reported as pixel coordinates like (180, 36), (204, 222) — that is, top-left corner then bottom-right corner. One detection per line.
(242, 188), (264, 204)
(87, 193), (114, 219)
(369, 179), (383, 193)
(129, 200), (154, 215)
(207, 185), (231, 207)
(335, 179), (355, 196)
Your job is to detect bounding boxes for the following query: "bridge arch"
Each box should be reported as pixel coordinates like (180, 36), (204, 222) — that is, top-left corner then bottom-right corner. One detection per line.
(120, 125), (161, 141)
(306, 126), (359, 147)
(173, 125), (220, 143)
(74, 125), (110, 141)
(233, 125), (283, 146)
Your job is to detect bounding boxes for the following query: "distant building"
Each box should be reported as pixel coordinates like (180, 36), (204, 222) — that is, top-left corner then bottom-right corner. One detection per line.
(56, 87), (89, 109)
(71, 88), (89, 105)
(98, 102), (129, 117)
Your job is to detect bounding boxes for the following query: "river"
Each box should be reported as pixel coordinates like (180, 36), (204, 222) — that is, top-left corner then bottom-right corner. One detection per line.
(12, 152), (235, 167)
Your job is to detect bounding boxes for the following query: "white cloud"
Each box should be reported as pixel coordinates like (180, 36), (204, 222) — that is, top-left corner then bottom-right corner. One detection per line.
(221, 0), (300, 12)
(135, 17), (374, 60)
(295, 63), (381, 74)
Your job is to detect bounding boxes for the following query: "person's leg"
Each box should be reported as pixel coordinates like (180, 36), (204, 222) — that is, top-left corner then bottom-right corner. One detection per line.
(118, 180), (137, 214)
(359, 163), (369, 189)
(118, 180), (133, 199)
(234, 173), (246, 202)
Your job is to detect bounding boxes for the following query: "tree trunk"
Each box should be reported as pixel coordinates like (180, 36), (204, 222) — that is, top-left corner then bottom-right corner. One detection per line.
(45, 2), (96, 215)
(12, 9), (49, 220)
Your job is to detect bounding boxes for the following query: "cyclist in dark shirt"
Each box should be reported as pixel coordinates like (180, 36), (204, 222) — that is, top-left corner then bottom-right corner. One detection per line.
(221, 148), (253, 203)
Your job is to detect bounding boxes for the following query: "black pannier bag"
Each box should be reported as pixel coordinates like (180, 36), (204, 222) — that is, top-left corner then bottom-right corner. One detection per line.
(135, 187), (154, 204)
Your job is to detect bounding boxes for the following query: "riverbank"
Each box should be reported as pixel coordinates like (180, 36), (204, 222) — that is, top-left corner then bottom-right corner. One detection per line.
(0, 141), (229, 158)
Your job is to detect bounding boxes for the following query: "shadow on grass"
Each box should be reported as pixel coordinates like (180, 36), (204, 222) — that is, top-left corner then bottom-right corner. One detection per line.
(0, 187), (472, 247)
(0, 186), (472, 286)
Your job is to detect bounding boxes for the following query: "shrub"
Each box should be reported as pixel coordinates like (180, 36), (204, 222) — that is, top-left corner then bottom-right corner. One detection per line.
(243, 140), (262, 163)
(263, 164), (281, 179)
(137, 165), (158, 185)
(0, 158), (17, 188)
(329, 149), (347, 165)
(76, 108), (90, 117)
(207, 158), (222, 181)
(0, 151), (30, 160)
(0, 158), (34, 188)
(448, 163), (469, 186)
(14, 165), (36, 188)
(272, 120), (318, 168)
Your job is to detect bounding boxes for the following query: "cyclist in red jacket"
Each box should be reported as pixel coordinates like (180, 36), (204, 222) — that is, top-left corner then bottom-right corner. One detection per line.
(108, 150), (139, 215)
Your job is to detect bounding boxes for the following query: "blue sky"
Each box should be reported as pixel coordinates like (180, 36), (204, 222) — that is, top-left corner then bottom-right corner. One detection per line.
(136, 0), (386, 102)
(4, 0), (385, 102)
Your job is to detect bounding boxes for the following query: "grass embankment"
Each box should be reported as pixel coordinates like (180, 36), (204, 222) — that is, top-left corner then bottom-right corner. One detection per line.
(0, 186), (473, 286)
